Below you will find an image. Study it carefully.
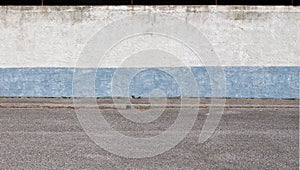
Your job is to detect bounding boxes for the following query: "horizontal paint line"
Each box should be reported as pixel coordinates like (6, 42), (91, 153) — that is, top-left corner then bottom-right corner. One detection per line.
(0, 66), (299, 98)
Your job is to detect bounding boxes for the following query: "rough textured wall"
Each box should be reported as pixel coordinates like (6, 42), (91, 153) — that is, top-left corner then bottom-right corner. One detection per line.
(0, 6), (299, 98)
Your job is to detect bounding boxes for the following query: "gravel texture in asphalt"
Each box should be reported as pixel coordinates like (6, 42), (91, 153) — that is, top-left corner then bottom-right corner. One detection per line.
(0, 98), (298, 169)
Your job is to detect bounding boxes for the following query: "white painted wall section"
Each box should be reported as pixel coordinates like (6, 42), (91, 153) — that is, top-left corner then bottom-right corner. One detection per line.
(0, 6), (299, 68)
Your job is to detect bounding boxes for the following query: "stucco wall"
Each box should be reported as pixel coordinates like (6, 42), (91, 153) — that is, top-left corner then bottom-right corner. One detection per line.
(0, 6), (299, 98)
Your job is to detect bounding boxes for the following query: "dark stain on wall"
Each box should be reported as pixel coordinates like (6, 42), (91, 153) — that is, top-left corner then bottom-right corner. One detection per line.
(0, 0), (298, 5)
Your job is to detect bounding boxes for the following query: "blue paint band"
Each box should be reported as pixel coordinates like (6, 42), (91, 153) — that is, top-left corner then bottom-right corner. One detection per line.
(0, 67), (298, 98)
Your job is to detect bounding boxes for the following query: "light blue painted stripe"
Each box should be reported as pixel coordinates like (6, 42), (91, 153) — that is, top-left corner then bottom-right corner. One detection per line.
(0, 67), (298, 98)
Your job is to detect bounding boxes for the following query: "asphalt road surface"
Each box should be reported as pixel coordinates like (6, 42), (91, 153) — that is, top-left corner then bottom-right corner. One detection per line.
(0, 99), (299, 169)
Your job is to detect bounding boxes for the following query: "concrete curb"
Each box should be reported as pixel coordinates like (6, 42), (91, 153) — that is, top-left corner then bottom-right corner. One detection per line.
(0, 103), (298, 109)
(0, 98), (298, 109)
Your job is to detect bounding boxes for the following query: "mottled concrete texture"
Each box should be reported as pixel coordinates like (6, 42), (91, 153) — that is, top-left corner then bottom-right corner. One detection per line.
(0, 6), (299, 67)
(0, 67), (298, 98)
(0, 6), (299, 98)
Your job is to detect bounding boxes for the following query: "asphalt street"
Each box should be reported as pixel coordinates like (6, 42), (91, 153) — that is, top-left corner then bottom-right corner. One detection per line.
(0, 99), (299, 169)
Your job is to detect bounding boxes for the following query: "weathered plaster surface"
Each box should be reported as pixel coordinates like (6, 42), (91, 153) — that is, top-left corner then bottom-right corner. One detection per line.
(0, 6), (299, 98)
(0, 67), (298, 98)
(0, 6), (299, 67)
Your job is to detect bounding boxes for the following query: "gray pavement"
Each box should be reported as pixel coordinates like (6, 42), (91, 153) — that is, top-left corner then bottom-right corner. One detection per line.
(0, 98), (299, 169)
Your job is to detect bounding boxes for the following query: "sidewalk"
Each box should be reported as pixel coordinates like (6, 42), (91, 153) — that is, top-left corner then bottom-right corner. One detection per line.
(0, 98), (298, 109)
